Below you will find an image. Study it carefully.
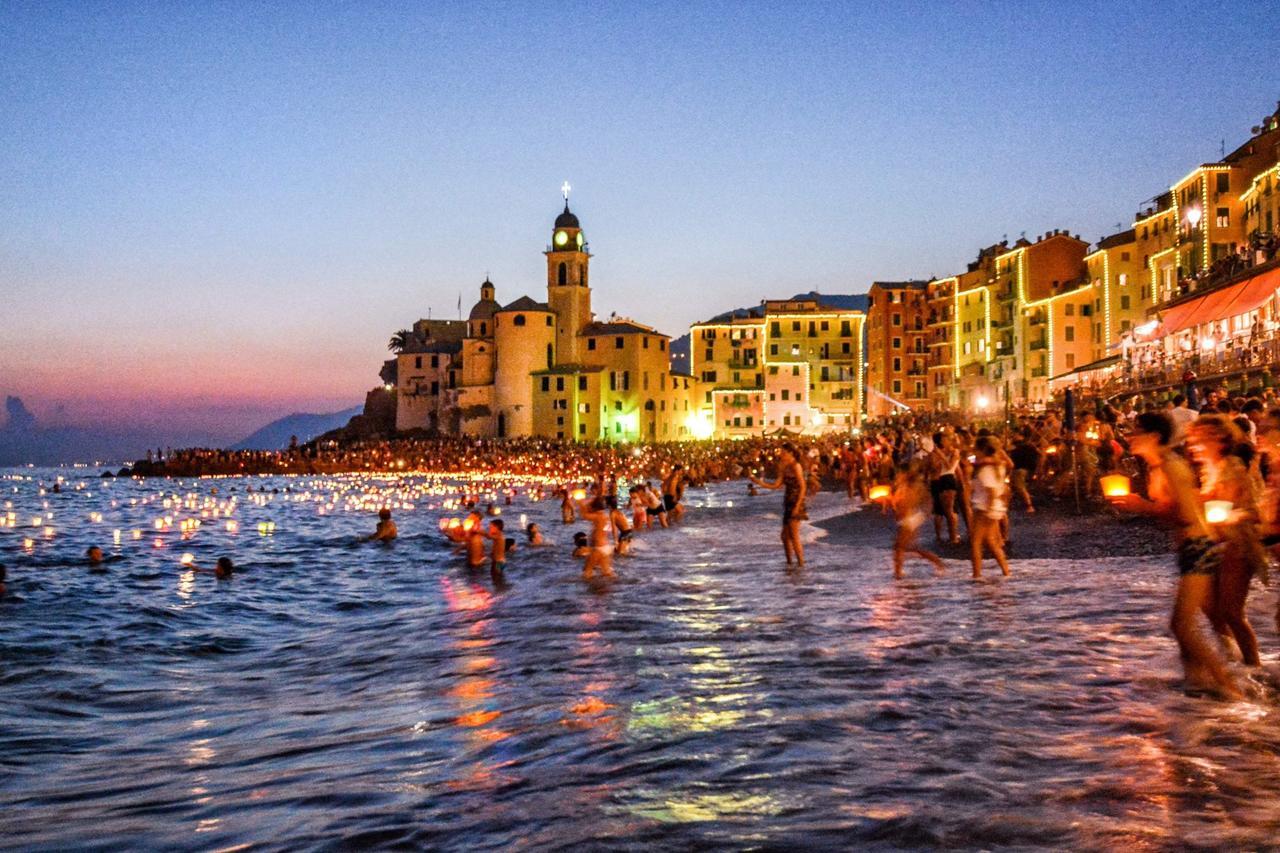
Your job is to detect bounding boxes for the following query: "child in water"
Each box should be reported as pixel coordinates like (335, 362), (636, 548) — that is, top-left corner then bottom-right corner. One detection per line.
(571, 531), (590, 559)
(526, 523), (544, 545)
(891, 467), (945, 578)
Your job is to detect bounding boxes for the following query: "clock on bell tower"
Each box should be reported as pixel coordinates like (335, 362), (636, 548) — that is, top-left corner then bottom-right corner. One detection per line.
(546, 182), (591, 365)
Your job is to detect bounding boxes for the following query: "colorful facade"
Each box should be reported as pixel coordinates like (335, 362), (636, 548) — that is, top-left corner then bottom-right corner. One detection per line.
(689, 296), (865, 437)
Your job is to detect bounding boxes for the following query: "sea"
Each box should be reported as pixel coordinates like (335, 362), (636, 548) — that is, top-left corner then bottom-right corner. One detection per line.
(2, 466), (1280, 850)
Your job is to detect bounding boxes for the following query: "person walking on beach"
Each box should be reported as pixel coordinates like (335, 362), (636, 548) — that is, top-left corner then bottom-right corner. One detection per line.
(1009, 427), (1040, 513)
(749, 442), (807, 568)
(1108, 413), (1242, 700)
(969, 436), (1011, 578)
(891, 466), (945, 578)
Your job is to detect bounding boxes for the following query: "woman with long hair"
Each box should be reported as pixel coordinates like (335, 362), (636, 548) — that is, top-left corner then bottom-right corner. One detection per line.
(1186, 415), (1263, 668)
(1109, 413), (1241, 699)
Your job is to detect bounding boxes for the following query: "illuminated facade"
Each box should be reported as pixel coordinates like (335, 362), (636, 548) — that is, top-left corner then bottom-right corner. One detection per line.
(689, 296), (865, 437)
(865, 281), (928, 418)
(393, 198), (700, 442)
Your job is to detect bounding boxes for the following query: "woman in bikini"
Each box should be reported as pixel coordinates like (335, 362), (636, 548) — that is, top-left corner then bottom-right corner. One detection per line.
(927, 431), (961, 545)
(1109, 412), (1241, 700)
(750, 442), (808, 567)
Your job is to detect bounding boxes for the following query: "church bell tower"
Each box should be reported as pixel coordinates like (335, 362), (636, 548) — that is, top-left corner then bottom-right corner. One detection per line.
(546, 182), (591, 365)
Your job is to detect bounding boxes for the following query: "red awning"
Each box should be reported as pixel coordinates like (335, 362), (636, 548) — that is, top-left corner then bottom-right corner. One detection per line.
(1158, 266), (1280, 337)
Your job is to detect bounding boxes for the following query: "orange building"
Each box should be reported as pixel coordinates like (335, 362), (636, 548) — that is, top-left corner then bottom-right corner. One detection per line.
(865, 281), (929, 418)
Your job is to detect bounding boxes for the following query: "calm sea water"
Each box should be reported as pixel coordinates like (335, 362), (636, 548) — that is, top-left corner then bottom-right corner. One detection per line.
(3, 467), (1280, 850)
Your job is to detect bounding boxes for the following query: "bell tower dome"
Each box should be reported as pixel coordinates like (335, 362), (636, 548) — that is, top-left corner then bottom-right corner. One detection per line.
(546, 183), (592, 365)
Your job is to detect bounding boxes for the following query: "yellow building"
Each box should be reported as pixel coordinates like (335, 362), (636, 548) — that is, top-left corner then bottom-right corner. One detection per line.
(391, 195), (699, 442)
(690, 296), (864, 437)
(1083, 229), (1146, 363)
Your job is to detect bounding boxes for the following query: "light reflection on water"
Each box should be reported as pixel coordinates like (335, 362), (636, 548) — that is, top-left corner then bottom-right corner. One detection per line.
(2, 468), (1280, 848)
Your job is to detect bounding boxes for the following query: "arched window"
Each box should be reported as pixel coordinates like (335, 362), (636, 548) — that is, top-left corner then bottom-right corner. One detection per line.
(558, 262), (567, 286)
(514, 314), (526, 327)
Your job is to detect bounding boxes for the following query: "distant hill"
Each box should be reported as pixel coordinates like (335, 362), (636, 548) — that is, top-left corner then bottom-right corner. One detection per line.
(670, 291), (870, 373)
(229, 406), (363, 451)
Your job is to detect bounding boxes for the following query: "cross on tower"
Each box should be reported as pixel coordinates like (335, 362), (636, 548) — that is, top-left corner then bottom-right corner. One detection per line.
(561, 181), (571, 202)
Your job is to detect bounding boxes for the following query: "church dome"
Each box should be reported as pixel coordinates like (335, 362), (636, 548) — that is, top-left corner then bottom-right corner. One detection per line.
(554, 203), (580, 229)
(468, 298), (499, 322)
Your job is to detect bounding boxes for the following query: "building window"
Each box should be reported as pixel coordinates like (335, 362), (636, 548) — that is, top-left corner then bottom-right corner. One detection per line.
(622, 371), (630, 391)
(556, 377), (565, 391)
(1216, 207), (1229, 227)
(643, 337), (649, 348)
(414, 356), (422, 368)
(588, 338), (596, 350)
(558, 262), (567, 285)
(431, 355), (439, 368)
(578, 376), (587, 391)
(659, 339), (666, 351)
(1065, 326), (1074, 342)
(557, 415), (564, 426)
(893, 337), (901, 349)
(615, 337), (624, 349)
(792, 321), (800, 332)
(580, 423), (586, 435)
(1065, 304), (1074, 316)
(892, 357), (901, 371)
(892, 313), (901, 326)
(1217, 172), (1230, 194)
(578, 403), (589, 413)
(541, 377), (550, 392)
(892, 380), (901, 393)
(782, 389), (790, 400)
(771, 321), (781, 336)
(1120, 295), (1130, 310)
(514, 314), (526, 326)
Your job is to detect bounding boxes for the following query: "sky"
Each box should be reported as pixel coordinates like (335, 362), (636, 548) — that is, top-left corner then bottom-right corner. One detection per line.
(2, 0), (1277, 441)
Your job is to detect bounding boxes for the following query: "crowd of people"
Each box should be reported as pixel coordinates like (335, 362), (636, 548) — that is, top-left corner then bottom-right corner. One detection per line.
(17, 382), (1280, 700)
(836, 383), (1280, 700)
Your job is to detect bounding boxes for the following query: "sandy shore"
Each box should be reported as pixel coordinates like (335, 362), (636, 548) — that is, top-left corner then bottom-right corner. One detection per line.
(814, 499), (1169, 561)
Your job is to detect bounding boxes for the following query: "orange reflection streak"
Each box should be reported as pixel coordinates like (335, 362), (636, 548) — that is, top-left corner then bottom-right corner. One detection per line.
(439, 576), (514, 792)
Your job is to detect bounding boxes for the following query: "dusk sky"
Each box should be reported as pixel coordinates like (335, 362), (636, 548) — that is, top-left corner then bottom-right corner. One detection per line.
(3, 1), (1277, 441)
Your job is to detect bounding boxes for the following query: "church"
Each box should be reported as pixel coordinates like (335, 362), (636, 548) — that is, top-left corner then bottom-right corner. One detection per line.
(392, 195), (703, 442)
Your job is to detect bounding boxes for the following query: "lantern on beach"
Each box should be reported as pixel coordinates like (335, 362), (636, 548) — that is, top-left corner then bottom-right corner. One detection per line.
(869, 484), (891, 502)
(571, 489), (587, 501)
(1100, 474), (1131, 498)
(1205, 500), (1233, 524)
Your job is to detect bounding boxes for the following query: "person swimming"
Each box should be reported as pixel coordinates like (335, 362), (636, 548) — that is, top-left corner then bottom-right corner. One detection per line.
(366, 508), (398, 542)
(488, 519), (507, 578)
(526, 523), (544, 545)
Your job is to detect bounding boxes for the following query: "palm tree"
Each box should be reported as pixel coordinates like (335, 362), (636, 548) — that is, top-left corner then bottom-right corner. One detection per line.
(387, 329), (413, 353)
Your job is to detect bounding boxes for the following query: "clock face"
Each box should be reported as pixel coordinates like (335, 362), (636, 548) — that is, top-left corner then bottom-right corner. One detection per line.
(555, 230), (568, 247)
(576, 232), (584, 248)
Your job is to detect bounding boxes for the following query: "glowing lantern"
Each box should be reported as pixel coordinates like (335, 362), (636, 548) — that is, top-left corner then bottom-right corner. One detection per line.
(571, 489), (587, 501)
(1100, 474), (1131, 498)
(869, 484), (891, 502)
(180, 553), (195, 566)
(1205, 500), (1233, 524)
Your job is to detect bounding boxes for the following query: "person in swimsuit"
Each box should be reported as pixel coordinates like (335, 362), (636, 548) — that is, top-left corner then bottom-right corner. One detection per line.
(609, 504), (634, 557)
(749, 442), (807, 567)
(891, 465), (945, 578)
(578, 495), (616, 580)
(1109, 412), (1241, 700)
(1187, 415), (1262, 668)
(927, 431), (961, 545)
(488, 519), (507, 581)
